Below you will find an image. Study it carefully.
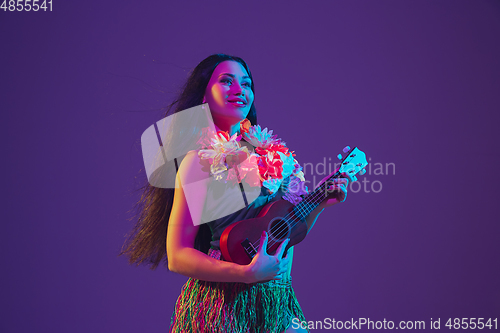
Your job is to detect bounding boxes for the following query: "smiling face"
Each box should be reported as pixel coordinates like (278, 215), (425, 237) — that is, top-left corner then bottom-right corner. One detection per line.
(203, 60), (254, 128)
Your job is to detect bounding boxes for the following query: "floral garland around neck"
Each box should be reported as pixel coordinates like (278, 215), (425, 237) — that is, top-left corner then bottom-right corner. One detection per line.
(197, 119), (308, 205)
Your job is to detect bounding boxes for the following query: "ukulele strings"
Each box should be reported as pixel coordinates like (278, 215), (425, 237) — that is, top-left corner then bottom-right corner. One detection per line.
(251, 183), (333, 250)
(250, 173), (343, 250)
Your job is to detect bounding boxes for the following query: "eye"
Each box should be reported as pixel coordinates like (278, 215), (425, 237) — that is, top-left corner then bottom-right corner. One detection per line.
(242, 82), (252, 87)
(220, 78), (232, 85)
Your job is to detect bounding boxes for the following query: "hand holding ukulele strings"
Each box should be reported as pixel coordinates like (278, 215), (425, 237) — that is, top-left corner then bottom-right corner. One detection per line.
(246, 231), (290, 283)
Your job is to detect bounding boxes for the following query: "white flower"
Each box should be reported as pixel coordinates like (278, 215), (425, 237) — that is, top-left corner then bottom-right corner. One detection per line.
(198, 131), (249, 179)
(242, 125), (285, 149)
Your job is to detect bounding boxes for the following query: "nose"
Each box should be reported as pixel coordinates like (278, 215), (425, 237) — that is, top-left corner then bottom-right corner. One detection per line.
(231, 82), (245, 96)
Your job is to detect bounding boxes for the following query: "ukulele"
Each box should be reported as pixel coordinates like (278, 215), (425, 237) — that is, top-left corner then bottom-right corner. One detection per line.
(219, 146), (368, 265)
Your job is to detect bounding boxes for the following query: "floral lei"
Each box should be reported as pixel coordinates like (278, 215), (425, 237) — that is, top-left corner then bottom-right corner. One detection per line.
(197, 119), (308, 205)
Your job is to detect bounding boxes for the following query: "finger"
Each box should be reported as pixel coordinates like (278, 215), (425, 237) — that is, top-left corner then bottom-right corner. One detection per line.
(339, 172), (351, 181)
(281, 257), (290, 268)
(340, 172), (352, 184)
(259, 231), (268, 254)
(275, 238), (290, 259)
(333, 178), (348, 186)
(339, 187), (348, 202)
(324, 180), (335, 192)
(326, 181), (343, 193)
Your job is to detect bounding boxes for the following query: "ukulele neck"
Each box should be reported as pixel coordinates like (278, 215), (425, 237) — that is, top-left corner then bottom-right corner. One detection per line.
(293, 170), (342, 219)
(291, 146), (367, 220)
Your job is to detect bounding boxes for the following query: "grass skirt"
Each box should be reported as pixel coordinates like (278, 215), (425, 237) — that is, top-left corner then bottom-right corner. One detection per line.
(169, 249), (308, 333)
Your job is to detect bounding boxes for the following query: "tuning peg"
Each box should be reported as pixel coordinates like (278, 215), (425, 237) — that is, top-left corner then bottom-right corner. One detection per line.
(359, 169), (366, 175)
(337, 154), (342, 160)
(351, 175), (358, 182)
(343, 146), (351, 153)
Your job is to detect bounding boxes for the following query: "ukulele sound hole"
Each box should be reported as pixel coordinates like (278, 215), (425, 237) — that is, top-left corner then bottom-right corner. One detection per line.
(268, 218), (290, 241)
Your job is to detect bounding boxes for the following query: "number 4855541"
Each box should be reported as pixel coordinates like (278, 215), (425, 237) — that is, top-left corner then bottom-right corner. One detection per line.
(1, 0), (53, 11)
(445, 318), (497, 330)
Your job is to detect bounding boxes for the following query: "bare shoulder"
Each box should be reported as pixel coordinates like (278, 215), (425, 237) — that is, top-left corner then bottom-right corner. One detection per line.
(177, 150), (211, 185)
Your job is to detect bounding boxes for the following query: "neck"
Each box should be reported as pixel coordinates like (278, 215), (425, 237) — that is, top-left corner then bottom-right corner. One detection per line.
(213, 116), (242, 136)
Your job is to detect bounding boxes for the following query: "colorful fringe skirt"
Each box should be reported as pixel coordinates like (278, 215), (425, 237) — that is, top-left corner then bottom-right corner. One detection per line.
(169, 248), (309, 333)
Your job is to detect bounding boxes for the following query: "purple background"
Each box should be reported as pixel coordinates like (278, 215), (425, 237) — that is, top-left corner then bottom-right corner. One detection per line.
(2, 1), (499, 332)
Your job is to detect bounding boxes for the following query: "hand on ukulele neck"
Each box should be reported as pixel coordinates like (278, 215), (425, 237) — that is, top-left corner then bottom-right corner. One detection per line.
(315, 169), (354, 209)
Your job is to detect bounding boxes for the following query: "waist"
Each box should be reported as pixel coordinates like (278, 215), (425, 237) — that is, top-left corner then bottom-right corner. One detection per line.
(206, 248), (292, 286)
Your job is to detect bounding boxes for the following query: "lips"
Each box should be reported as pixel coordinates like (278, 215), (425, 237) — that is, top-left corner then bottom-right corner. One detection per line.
(227, 98), (247, 105)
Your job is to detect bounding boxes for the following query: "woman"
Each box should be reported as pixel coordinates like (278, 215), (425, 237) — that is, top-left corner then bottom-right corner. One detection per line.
(120, 54), (352, 333)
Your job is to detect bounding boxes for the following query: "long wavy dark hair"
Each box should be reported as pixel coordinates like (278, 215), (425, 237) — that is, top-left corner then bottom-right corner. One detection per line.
(119, 54), (257, 270)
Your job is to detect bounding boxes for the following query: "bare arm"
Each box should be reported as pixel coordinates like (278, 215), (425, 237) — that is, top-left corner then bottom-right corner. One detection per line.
(305, 206), (325, 235)
(304, 171), (353, 234)
(166, 151), (250, 283)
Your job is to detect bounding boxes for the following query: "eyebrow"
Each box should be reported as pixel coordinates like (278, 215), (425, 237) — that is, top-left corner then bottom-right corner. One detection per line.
(219, 73), (251, 80)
